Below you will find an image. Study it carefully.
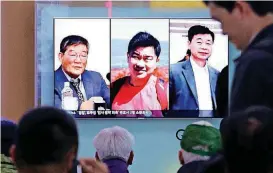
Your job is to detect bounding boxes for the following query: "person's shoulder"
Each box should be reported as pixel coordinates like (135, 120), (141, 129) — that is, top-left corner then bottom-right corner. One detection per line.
(83, 70), (100, 75)
(177, 160), (205, 173)
(171, 61), (187, 74)
(171, 61), (187, 69)
(55, 66), (63, 75)
(83, 70), (103, 78)
(242, 37), (273, 64)
(241, 48), (273, 70)
(112, 76), (128, 86)
(208, 65), (220, 75)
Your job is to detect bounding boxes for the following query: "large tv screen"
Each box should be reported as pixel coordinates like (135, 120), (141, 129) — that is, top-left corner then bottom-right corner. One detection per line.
(53, 18), (228, 118)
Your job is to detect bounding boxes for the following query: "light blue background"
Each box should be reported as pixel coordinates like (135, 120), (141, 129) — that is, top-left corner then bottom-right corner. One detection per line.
(36, 3), (240, 173)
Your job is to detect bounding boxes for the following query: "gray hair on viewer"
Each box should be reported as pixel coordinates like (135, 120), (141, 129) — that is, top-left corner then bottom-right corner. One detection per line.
(93, 126), (135, 162)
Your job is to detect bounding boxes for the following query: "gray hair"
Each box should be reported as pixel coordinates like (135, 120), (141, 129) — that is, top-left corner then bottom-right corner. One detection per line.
(93, 126), (135, 161)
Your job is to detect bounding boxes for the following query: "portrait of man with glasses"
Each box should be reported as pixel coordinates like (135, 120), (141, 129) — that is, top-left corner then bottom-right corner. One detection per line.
(54, 35), (110, 111)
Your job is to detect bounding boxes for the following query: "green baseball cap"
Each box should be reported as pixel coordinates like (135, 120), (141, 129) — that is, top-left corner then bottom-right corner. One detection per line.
(176, 124), (222, 156)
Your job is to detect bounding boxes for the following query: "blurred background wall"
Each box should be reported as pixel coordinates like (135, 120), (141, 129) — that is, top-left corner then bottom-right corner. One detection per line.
(1, 1), (35, 121)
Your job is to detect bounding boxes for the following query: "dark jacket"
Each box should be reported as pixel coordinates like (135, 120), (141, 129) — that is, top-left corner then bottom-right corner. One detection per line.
(177, 160), (205, 173)
(215, 66), (228, 118)
(177, 153), (225, 173)
(169, 59), (219, 117)
(230, 24), (273, 113)
(54, 67), (110, 109)
(103, 158), (129, 173)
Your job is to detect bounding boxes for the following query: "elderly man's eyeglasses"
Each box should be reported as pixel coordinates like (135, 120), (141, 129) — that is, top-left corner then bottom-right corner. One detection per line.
(65, 52), (88, 59)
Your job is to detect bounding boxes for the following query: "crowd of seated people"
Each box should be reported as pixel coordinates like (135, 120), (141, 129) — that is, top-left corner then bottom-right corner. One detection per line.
(1, 105), (273, 173)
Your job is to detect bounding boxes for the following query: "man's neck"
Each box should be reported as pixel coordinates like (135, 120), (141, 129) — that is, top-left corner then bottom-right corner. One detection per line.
(190, 56), (207, 68)
(245, 15), (273, 50)
(62, 67), (80, 80)
(129, 75), (151, 87)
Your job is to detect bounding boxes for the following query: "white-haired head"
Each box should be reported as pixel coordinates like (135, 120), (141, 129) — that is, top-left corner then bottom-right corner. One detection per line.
(180, 121), (215, 164)
(93, 126), (135, 162)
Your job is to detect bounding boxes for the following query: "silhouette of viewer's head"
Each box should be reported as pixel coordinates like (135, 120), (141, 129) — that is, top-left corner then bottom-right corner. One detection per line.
(127, 31), (161, 80)
(221, 106), (273, 173)
(59, 35), (89, 79)
(204, 1), (273, 50)
(10, 107), (79, 173)
(188, 25), (215, 62)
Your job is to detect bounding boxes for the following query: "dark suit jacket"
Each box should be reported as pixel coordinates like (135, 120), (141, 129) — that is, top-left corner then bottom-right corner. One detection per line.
(54, 67), (110, 109)
(177, 160), (205, 173)
(177, 153), (224, 173)
(230, 24), (273, 113)
(215, 65), (228, 118)
(170, 59), (219, 112)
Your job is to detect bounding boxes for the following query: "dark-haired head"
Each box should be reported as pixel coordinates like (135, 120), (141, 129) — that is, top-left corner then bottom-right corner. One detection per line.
(60, 35), (89, 54)
(220, 106), (273, 173)
(203, 1), (273, 50)
(127, 31), (161, 57)
(10, 107), (79, 173)
(58, 35), (89, 79)
(204, 1), (273, 16)
(187, 25), (214, 62)
(127, 32), (161, 80)
(188, 25), (215, 43)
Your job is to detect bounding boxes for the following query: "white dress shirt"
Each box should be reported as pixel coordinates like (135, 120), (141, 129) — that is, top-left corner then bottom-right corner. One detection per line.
(62, 69), (87, 101)
(190, 58), (213, 115)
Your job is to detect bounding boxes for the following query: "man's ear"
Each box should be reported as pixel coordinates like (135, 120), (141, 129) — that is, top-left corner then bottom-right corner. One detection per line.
(58, 52), (64, 63)
(65, 147), (77, 170)
(9, 144), (16, 164)
(178, 149), (184, 165)
(188, 41), (191, 49)
(127, 53), (130, 63)
(127, 151), (134, 165)
(233, 1), (248, 19)
(95, 152), (100, 161)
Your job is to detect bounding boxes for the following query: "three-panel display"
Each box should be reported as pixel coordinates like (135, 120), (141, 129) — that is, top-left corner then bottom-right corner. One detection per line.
(54, 18), (228, 118)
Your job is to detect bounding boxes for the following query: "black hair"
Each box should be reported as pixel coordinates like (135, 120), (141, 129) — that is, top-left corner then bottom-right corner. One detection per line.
(204, 1), (273, 16)
(220, 106), (273, 173)
(127, 31), (161, 57)
(188, 25), (215, 42)
(186, 49), (191, 56)
(106, 72), (110, 82)
(60, 35), (89, 53)
(14, 107), (79, 168)
(178, 49), (191, 63)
